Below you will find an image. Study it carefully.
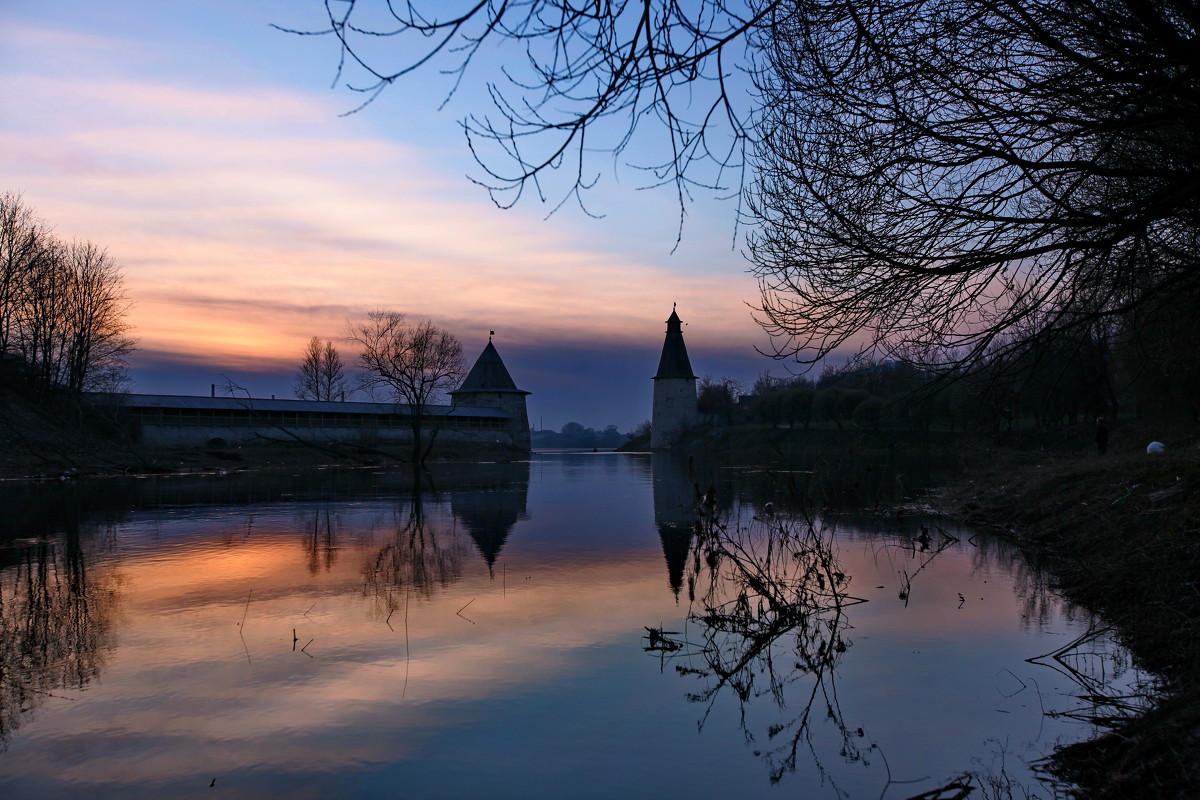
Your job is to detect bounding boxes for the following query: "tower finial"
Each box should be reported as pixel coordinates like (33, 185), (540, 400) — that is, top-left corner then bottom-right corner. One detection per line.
(489, 330), (495, 341)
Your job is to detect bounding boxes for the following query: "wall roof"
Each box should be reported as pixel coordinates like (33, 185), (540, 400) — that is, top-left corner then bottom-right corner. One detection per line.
(85, 393), (511, 419)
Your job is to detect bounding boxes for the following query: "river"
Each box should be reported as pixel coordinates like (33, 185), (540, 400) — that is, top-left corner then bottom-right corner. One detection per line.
(0, 452), (1146, 798)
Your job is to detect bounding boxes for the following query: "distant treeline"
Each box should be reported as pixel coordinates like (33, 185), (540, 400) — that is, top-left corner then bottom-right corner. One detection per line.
(745, 315), (1199, 435)
(532, 422), (631, 449)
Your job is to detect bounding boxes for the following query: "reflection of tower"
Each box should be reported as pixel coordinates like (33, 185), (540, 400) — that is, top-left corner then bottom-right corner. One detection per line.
(449, 461), (531, 571)
(450, 338), (532, 451)
(651, 307), (699, 450)
(652, 454), (696, 598)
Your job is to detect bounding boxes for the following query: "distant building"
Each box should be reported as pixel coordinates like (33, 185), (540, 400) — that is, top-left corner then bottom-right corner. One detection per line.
(91, 338), (531, 453)
(651, 307), (699, 450)
(450, 339), (532, 451)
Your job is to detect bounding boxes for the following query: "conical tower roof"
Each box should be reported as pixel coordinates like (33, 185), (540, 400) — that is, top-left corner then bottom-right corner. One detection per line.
(654, 308), (697, 380)
(452, 340), (530, 395)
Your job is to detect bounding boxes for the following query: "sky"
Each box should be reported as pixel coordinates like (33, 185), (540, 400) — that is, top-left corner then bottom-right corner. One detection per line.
(0, 1), (784, 432)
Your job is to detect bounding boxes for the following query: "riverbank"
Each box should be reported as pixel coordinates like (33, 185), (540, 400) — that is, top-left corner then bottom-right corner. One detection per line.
(941, 439), (1200, 799)
(642, 419), (1199, 796)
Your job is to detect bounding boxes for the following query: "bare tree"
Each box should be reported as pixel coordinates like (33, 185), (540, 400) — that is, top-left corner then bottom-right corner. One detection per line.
(294, 336), (347, 401)
(59, 239), (136, 394)
(286, 1), (1198, 374)
(0, 195), (135, 399)
(348, 311), (466, 464)
(14, 236), (135, 399)
(277, 2), (769, 236)
(0, 193), (51, 358)
(746, 0), (1200, 372)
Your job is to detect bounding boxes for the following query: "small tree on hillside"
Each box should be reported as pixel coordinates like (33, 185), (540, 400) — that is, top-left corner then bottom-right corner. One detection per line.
(348, 311), (465, 465)
(294, 337), (346, 401)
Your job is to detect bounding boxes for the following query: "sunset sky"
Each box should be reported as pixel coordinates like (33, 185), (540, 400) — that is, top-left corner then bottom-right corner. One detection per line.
(0, 1), (785, 431)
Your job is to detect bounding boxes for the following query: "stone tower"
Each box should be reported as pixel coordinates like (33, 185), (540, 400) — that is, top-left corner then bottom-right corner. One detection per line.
(651, 307), (699, 450)
(450, 338), (532, 451)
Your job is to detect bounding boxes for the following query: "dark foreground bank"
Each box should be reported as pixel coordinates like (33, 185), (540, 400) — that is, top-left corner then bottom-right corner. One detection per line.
(943, 445), (1200, 799)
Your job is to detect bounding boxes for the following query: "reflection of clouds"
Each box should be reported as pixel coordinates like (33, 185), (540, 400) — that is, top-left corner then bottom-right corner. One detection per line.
(0, 518), (673, 793)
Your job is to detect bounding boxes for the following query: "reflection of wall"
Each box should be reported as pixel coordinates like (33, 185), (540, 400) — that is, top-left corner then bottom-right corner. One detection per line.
(652, 454), (697, 597)
(449, 461), (531, 570)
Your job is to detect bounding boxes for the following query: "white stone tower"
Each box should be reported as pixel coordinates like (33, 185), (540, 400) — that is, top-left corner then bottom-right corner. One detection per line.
(651, 307), (699, 450)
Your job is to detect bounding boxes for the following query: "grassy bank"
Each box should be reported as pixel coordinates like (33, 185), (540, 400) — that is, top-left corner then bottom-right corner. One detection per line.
(941, 433), (1200, 798)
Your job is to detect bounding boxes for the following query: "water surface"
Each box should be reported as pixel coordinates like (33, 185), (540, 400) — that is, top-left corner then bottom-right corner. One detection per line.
(0, 453), (1143, 798)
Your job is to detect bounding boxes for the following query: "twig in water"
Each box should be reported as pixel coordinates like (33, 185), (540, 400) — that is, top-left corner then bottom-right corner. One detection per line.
(995, 667), (1027, 699)
(402, 585), (411, 699)
(303, 602), (317, 617)
(239, 589), (253, 629)
(457, 597), (477, 624)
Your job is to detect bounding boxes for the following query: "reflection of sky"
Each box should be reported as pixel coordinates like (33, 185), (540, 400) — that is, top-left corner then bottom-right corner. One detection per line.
(0, 455), (1142, 798)
(0, 1), (770, 431)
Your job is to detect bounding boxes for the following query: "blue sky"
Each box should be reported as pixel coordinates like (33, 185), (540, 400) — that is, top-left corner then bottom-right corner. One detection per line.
(1, 1), (786, 430)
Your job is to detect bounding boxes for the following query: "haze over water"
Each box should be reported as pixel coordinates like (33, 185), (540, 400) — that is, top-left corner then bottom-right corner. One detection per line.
(0, 453), (1143, 798)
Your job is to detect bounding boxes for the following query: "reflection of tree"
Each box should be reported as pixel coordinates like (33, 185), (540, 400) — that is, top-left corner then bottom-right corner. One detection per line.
(301, 502), (340, 575)
(0, 530), (119, 750)
(873, 525), (960, 606)
(362, 493), (469, 623)
(652, 502), (868, 786)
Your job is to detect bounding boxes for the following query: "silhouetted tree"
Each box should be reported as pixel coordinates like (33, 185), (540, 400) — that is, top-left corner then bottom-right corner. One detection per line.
(775, 386), (814, 430)
(1116, 285), (1200, 420)
(812, 386), (844, 430)
(749, 0), (1199, 373)
(55, 239), (135, 394)
(288, 2), (1199, 375)
(698, 375), (744, 426)
(294, 336), (346, 401)
(0, 195), (135, 398)
(852, 395), (885, 430)
(279, 2), (765, 233)
(751, 370), (782, 397)
(0, 192), (50, 358)
(349, 311), (465, 465)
